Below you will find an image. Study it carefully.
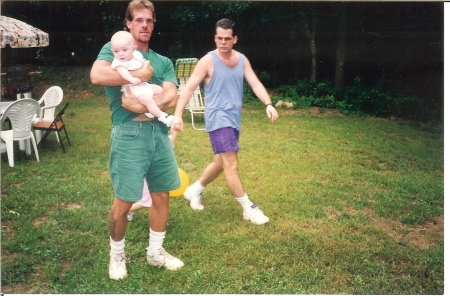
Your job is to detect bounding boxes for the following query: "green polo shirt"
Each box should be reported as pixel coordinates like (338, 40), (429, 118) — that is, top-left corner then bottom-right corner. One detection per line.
(96, 41), (178, 125)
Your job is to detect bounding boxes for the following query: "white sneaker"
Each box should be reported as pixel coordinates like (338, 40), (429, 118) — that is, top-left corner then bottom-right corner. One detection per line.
(158, 114), (175, 127)
(243, 204), (269, 225)
(109, 253), (127, 280)
(146, 247), (184, 271)
(127, 212), (134, 221)
(183, 185), (204, 210)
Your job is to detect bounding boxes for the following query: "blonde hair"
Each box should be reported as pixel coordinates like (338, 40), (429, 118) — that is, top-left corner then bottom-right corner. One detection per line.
(111, 31), (134, 46)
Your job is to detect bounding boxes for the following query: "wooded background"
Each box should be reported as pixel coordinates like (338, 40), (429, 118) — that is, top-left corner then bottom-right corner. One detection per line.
(0, 1), (443, 109)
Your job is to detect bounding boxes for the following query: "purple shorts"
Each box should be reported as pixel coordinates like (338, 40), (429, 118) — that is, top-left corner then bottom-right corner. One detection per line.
(209, 127), (240, 154)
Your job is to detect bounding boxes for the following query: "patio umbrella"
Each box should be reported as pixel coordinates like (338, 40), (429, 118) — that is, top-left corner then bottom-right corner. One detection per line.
(0, 16), (49, 48)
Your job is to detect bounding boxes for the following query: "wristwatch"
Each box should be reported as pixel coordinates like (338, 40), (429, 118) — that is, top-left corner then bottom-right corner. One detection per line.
(266, 103), (275, 107)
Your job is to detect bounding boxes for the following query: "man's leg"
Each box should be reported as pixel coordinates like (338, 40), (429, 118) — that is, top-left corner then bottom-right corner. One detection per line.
(146, 191), (184, 271)
(219, 152), (269, 225)
(148, 191), (169, 232)
(109, 197), (133, 280)
(219, 152), (245, 198)
(184, 154), (223, 210)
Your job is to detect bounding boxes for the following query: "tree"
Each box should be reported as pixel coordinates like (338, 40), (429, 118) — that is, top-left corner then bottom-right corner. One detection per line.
(300, 3), (318, 82)
(334, 3), (346, 89)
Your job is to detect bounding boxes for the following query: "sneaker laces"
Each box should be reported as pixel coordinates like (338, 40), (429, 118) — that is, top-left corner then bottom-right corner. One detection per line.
(193, 191), (203, 205)
(111, 253), (126, 267)
(148, 247), (171, 267)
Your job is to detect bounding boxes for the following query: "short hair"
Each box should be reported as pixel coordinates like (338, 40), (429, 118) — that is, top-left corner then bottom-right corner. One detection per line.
(111, 31), (134, 45)
(124, 0), (155, 31)
(215, 18), (236, 36)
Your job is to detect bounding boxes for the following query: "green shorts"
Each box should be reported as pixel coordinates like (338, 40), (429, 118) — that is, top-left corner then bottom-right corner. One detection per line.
(109, 120), (180, 202)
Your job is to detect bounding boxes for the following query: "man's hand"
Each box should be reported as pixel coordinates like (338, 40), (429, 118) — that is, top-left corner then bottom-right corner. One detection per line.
(172, 116), (184, 132)
(121, 87), (147, 113)
(266, 105), (279, 123)
(135, 60), (153, 82)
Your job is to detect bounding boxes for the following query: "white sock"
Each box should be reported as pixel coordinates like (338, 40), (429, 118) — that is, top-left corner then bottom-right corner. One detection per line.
(236, 193), (253, 209)
(148, 229), (165, 252)
(191, 180), (205, 193)
(110, 237), (125, 255)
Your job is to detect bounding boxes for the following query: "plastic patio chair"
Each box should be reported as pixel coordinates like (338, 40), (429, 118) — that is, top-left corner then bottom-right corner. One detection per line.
(175, 58), (205, 130)
(32, 86), (64, 144)
(0, 99), (41, 167)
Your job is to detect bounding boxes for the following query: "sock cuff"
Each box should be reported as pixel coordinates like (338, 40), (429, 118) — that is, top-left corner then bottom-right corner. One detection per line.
(235, 193), (248, 200)
(194, 180), (205, 190)
(110, 237), (125, 254)
(150, 229), (166, 239)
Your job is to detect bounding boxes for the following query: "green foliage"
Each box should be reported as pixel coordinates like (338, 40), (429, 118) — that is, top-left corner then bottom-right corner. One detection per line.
(255, 70), (281, 89)
(272, 76), (440, 123)
(339, 77), (391, 116)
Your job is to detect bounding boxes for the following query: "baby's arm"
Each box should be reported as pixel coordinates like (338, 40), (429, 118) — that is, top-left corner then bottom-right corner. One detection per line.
(116, 66), (141, 85)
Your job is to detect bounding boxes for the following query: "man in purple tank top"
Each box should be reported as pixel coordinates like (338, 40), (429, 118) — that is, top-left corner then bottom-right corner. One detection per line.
(173, 18), (278, 225)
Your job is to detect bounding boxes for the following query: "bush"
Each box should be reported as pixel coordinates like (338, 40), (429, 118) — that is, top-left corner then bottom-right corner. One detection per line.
(272, 76), (439, 123)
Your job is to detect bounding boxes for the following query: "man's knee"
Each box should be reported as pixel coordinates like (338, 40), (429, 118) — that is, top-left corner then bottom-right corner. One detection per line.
(112, 197), (133, 216)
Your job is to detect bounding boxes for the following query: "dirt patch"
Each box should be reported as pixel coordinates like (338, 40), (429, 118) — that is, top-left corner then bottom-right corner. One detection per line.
(33, 214), (49, 226)
(63, 202), (83, 210)
(72, 89), (94, 99)
(372, 214), (443, 249)
(243, 106), (342, 117)
(1, 220), (16, 238)
(327, 206), (443, 249)
(1, 282), (37, 294)
(2, 266), (49, 294)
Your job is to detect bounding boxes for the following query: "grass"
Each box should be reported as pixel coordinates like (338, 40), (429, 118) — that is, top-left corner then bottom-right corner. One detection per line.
(0, 67), (444, 294)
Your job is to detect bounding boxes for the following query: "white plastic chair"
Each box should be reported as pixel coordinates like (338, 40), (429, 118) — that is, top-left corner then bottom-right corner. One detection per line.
(0, 99), (41, 167)
(31, 86), (63, 144)
(175, 58), (205, 130)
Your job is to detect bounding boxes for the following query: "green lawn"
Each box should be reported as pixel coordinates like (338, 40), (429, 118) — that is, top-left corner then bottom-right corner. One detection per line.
(1, 94), (443, 294)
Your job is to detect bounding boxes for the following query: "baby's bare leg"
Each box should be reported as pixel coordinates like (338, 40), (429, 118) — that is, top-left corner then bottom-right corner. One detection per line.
(137, 93), (163, 118)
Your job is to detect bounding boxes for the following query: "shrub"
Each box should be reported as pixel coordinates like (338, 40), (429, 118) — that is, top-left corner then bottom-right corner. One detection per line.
(272, 76), (440, 123)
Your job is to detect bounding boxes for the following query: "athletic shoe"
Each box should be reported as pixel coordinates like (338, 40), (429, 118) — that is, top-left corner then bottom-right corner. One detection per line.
(146, 247), (184, 271)
(158, 114), (175, 127)
(109, 253), (127, 280)
(183, 185), (204, 210)
(243, 204), (270, 225)
(127, 212), (134, 221)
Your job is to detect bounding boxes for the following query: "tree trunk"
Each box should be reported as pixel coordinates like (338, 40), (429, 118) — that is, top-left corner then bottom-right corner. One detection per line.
(301, 4), (317, 82)
(335, 3), (346, 89)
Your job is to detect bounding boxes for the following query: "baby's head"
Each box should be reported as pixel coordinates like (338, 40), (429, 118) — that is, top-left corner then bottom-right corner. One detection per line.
(111, 31), (136, 61)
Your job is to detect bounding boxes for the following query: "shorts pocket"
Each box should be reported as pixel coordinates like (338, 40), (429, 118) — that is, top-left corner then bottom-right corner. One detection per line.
(113, 125), (139, 140)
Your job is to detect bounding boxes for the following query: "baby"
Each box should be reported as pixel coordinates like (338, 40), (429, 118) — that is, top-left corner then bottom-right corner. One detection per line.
(111, 30), (174, 126)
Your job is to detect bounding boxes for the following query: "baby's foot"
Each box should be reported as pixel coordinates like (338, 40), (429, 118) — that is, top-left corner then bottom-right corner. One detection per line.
(158, 113), (175, 127)
(127, 212), (134, 221)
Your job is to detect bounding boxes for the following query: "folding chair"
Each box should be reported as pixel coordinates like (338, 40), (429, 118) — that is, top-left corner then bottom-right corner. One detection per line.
(33, 102), (71, 153)
(175, 58), (205, 130)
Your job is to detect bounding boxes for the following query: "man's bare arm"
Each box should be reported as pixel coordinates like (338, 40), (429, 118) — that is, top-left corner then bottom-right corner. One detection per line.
(90, 60), (153, 86)
(121, 81), (178, 113)
(154, 81), (178, 110)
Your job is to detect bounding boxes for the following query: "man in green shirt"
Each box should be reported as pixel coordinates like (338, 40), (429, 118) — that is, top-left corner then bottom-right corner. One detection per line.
(90, 0), (183, 280)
